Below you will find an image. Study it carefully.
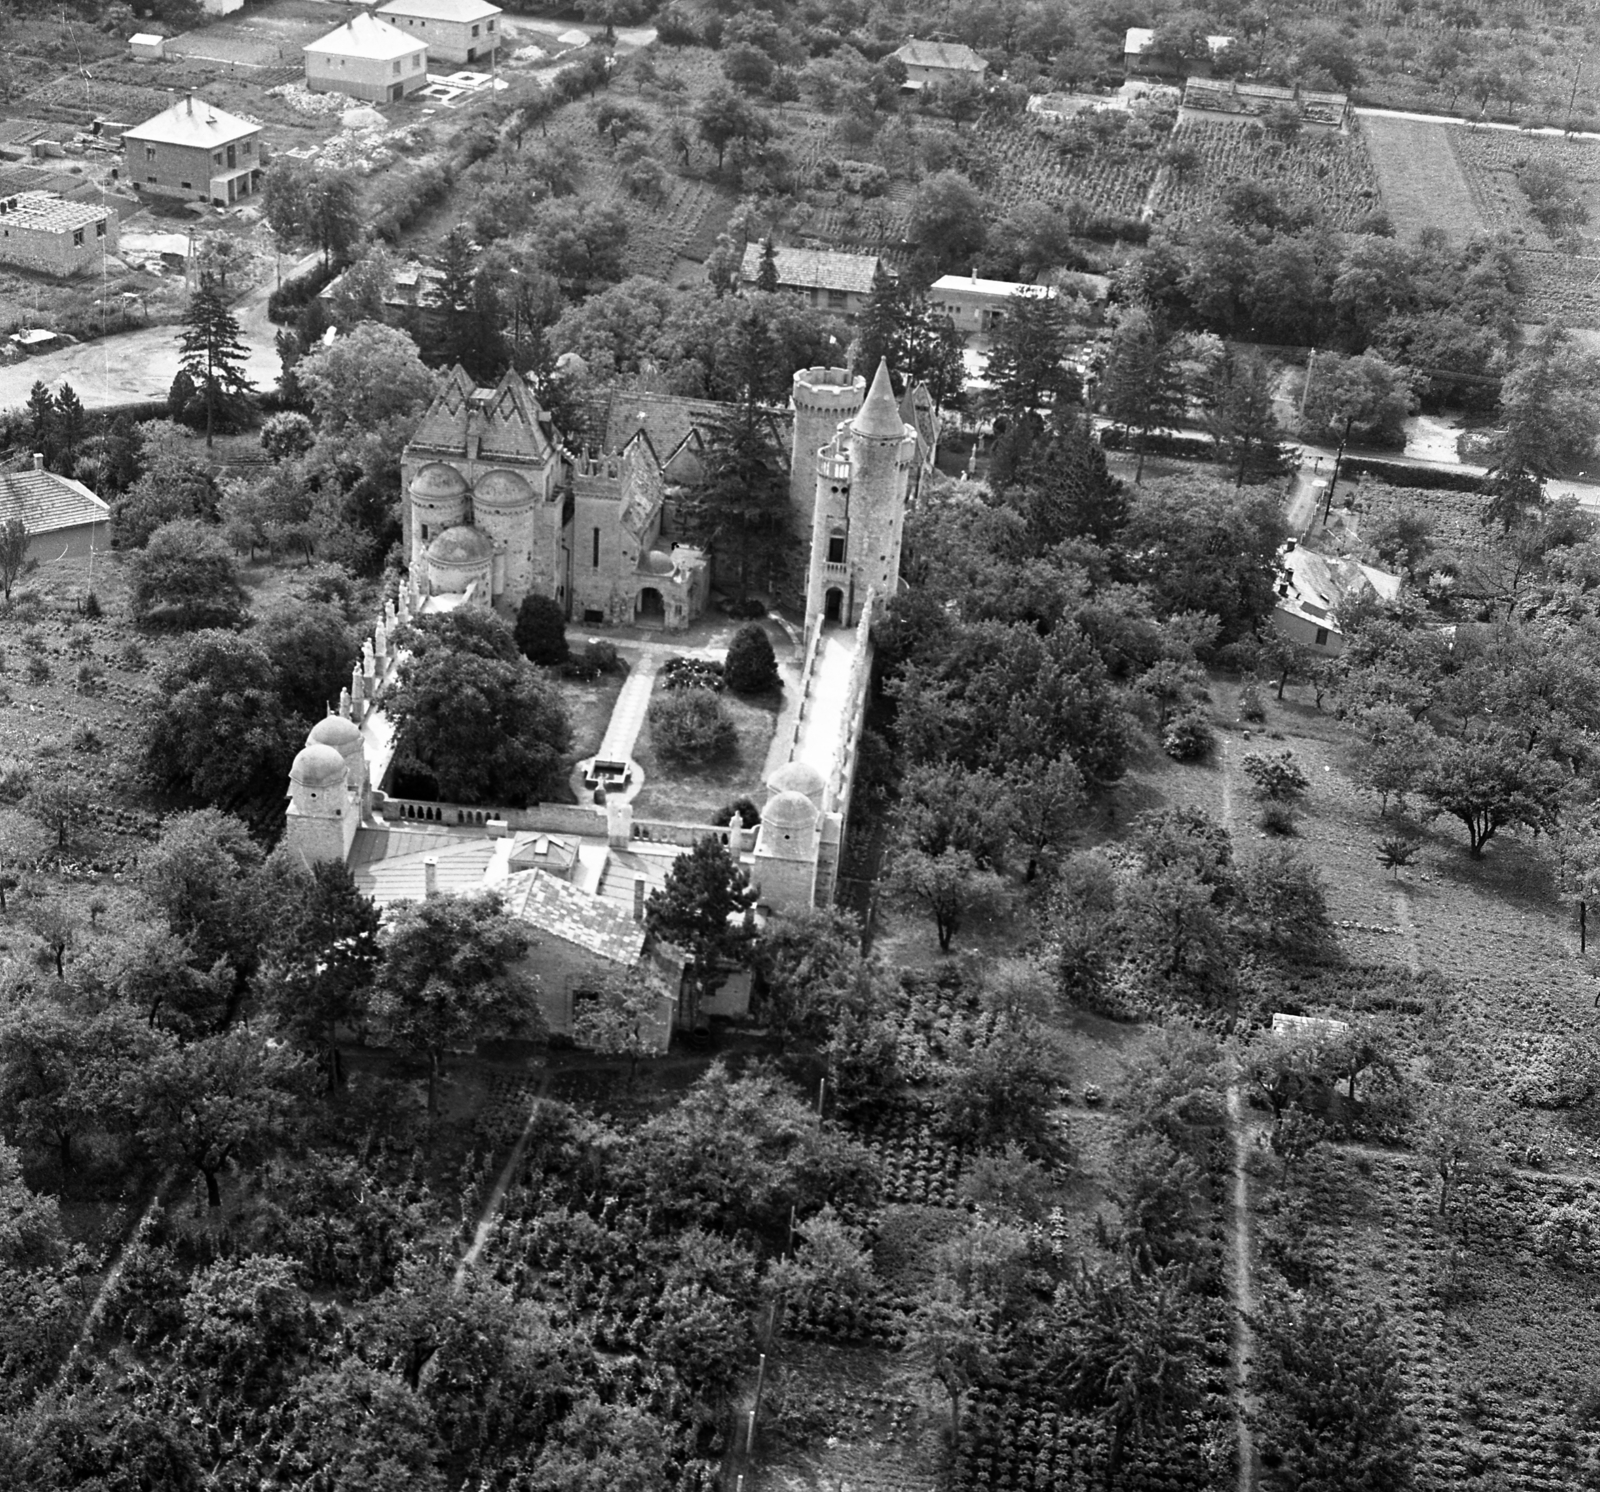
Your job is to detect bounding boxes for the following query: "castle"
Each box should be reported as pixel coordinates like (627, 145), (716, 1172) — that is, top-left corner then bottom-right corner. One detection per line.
(282, 360), (929, 1035)
(399, 360), (934, 628)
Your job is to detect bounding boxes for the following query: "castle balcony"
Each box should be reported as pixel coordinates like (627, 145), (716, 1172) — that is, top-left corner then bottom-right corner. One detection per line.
(822, 561), (849, 579)
(817, 453), (851, 483)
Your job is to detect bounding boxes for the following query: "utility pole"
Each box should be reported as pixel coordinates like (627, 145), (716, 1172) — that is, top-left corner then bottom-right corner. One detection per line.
(1567, 50), (1587, 136)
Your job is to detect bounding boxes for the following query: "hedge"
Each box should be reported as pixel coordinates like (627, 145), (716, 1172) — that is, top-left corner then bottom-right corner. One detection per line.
(267, 262), (337, 325)
(1341, 456), (1485, 493)
(1098, 427), (1218, 461)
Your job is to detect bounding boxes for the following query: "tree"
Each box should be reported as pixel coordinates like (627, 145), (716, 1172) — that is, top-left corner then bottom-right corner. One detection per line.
(255, 599), (360, 721)
(1099, 308), (1184, 483)
(25, 780), (86, 852)
(907, 170), (987, 272)
(129, 519), (248, 630)
(1251, 1292), (1417, 1492)
(1301, 352), (1416, 517)
(113, 420), (217, 548)
(1055, 1260), (1205, 1482)
(177, 275), (257, 449)
(723, 622), (780, 694)
(134, 1024), (310, 1208)
(428, 225), (481, 370)
(50, 383), (87, 471)
(0, 517), (27, 605)
(1205, 349), (1294, 487)
(1234, 843), (1332, 952)
(513, 592), (570, 667)
(645, 836), (757, 1025)
(1010, 755), (1087, 882)
(902, 1290), (995, 1437)
(752, 906), (871, 1041)
(983, 290), (1079, 422)
(756, 235), (779, 291)
(694, 83), (767, 170)
(25, 379), (53, 459)
(261, 857), (383, 1090)
(264, 159), (360, 271)
(1241, 749), (1309, 803)
(691, 401), (792, 593)
(885, 846), (1008, 953)
(259, 410), (315, 462)
(371, 890), (543, 1114)
(937, 1024), (1064, 1154)
(571, 970), (665, 1087)
(387, 612), (572, 807)
(1418, 730), (1564, 857)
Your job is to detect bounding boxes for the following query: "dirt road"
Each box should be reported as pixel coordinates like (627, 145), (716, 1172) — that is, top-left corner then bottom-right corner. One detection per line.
(0, 250), (321, 414)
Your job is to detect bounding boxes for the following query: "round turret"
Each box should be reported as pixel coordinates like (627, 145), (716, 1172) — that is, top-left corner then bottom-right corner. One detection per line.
(756, 788), (821, 873)
(308, 714), (365, 791)
(425, 524), (494, 597)
(641, 549), (675, 577)
(474, 468), (535, 510)
(768, 759), (826, 809)
(289, 743), (347, 817)
(411, 462), (468, 501)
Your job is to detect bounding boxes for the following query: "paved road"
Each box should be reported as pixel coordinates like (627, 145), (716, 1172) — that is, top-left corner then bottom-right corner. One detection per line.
(0, 250), (321, 414)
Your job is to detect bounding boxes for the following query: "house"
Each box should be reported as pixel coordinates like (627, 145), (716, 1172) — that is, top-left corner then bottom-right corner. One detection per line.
(929, 271), (1057, 335)
(0, 456), (113, 564)
(0, 193), (118, 277)
(1271, 542), (1400, 654)
(304, 13), (428, 104)
(739, 244), (881, 319)
(202, 0), (244, 13)
(377, 0), (503, 66)
(121, 94), (262, 206)
(1124, 26), (1235, 77)
(889, 39), (987, 90)
(129, 33), (165, 60)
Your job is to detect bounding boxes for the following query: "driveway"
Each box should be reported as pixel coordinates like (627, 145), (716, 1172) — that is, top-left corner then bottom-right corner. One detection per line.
(0, 250), (320, 414)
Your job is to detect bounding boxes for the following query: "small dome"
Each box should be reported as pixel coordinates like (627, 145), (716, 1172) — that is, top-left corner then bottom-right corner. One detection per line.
(769, 760), (826, 799)
(290, 742), (347, 790)
(554, 351), (588, 378)
(411, 462), (468, 501)
(474, 468), (534, 506)
(641, 549), (675, 577)
(308, 714), (361, 751)
(427, 524), (494, 565)
(763, 790), (818, 830)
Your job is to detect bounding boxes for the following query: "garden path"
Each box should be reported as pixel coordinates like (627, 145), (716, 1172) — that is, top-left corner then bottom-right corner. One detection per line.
(596, 653), (661, 764)
(455, 1069), (551, 1286)
(791, 626), (856, 788)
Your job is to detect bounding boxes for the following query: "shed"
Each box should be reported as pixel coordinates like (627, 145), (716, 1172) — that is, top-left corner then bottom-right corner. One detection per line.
(129, 33), (166, 60)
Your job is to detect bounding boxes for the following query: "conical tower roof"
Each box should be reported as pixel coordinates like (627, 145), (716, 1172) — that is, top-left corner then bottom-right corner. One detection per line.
(850, 359), (906, 439)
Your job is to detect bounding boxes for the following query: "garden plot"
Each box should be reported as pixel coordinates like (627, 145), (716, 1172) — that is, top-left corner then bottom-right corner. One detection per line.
(1363, 114), (1486, 242)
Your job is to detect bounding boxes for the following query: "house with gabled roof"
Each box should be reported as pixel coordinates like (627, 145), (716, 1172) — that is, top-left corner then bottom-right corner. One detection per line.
(304, 12), (428, 104)
(377, 0), (503, 66)
(739, 243), (882, 318)
(122, 94), (262, 206)
(1272, 540), (1400, 654)
(890, 39), (988, 90)
(0, 455), (112, 565)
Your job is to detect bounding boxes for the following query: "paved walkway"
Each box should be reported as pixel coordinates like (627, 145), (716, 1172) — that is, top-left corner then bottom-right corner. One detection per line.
(791, 627), (858, 797)
(597, 653), (661, 764)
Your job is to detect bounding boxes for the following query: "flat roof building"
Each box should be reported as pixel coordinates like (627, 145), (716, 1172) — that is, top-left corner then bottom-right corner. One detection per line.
(304, 13), (429, 104)
(122, 94), (262, 206)
(930, 272), (1057, 334)
(0, 192), (118, 277)
(377, 0), (503, 66)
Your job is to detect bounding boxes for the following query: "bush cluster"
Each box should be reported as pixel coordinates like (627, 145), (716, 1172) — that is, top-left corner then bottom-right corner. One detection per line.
(650, 687), (737, 764)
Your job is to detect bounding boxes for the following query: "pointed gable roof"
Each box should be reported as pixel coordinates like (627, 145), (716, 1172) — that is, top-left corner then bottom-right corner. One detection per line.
(851, 359), (907, 439)
(406, 366), (553, 465)
(408, 364), (477, 450)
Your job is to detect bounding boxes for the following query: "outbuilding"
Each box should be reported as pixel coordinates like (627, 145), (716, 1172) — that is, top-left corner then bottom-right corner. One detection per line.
(0, 456), (113, 564)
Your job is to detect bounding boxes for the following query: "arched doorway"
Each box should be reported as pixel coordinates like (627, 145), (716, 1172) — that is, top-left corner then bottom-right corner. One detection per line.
(637, 587), (665, 626)
(824, 587), (844, 624)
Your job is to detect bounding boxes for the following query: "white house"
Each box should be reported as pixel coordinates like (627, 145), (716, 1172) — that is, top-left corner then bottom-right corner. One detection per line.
(304, 13), (428, 104)
(1271, 542), (1400, 654)
(890, 39), (987, 90)
(377, 0), (503, 66)
(930, 272), (1057, 335)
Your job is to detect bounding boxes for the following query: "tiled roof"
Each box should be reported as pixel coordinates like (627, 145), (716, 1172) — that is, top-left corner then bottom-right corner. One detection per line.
(351, 834), (499, 905)
(379, 0), (502, 20)
(573, 389), (792, 478)
(891, 40), (987, 73)
(0, 469), (110, 537)
(740, 243), (881, 295)
(504, 867), (646, 966)
(123, 96), (260, 149)
(306, 13), (426, 60)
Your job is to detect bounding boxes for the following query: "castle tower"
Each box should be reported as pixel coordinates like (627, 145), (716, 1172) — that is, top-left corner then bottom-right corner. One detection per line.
(284, 740), (359, 867)
(308, 714), (369, 819)
(753, 789), (821, 912)
(789, 366), (864, 546)
(805, 359), (916, 629)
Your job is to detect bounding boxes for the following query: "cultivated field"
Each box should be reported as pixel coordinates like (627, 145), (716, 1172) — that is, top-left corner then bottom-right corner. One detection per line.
(1362, 114), (1487, 242)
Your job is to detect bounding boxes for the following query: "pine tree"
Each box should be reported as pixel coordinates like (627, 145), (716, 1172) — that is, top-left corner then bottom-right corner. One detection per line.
(983, 291), (1079, 425)
(854, 263), (907, 384)
(51, 383), (87, 473)
(1099, 307), (1184, 483)
(645, 836), (757, 1025)
(177, 274), (257, 449)
(25, 380), (53, 463)
(694, 403), (791, 595)
(1205, 349), (1292, 489)
(429, 226), (480, 370)
(756, 235), (780, 292)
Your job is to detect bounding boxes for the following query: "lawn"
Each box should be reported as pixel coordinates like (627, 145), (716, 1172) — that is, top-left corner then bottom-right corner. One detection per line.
(1364, 114), (1487, 244)
(628, 688), (778, 823)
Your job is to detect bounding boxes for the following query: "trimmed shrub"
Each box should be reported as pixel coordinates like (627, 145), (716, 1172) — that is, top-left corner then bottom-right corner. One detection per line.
(713, 797), (761, 828)
(650, 687), (737, 765)
(1163, 710), (1214, 761)
(662, 656), (724, 692)
(1342, 458), (1485, 493)
(514, 593), (571, 667)
(723, 622), (780, 694)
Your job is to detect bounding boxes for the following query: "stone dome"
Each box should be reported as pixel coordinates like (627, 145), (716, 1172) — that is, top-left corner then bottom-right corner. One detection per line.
(474, 468), (534, 506)
(641, 549), (676, 577)
(426, 524), (494, 565)
(308, 714), (361, 751)
(768, 760), (826, 799)
(411, 462), (468, 500)
(290, 742), (347, 790)
(763, 789), (818, 830)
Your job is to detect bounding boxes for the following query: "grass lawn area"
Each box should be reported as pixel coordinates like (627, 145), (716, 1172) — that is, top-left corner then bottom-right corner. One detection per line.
(551, 669), (627, 782)
(629, 689), (778, 823)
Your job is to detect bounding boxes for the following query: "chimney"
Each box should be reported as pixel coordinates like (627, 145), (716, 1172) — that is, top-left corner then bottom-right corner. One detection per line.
(633, 877), (645, 922)
(423, 857), (438, 896)
(185, 94), (194, 115)
(33, 452), (44, 471)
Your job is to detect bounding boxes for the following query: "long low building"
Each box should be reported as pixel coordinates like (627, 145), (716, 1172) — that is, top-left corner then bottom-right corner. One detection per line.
(0, 192), (117, 276)
(930, 272), (1058, 335)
